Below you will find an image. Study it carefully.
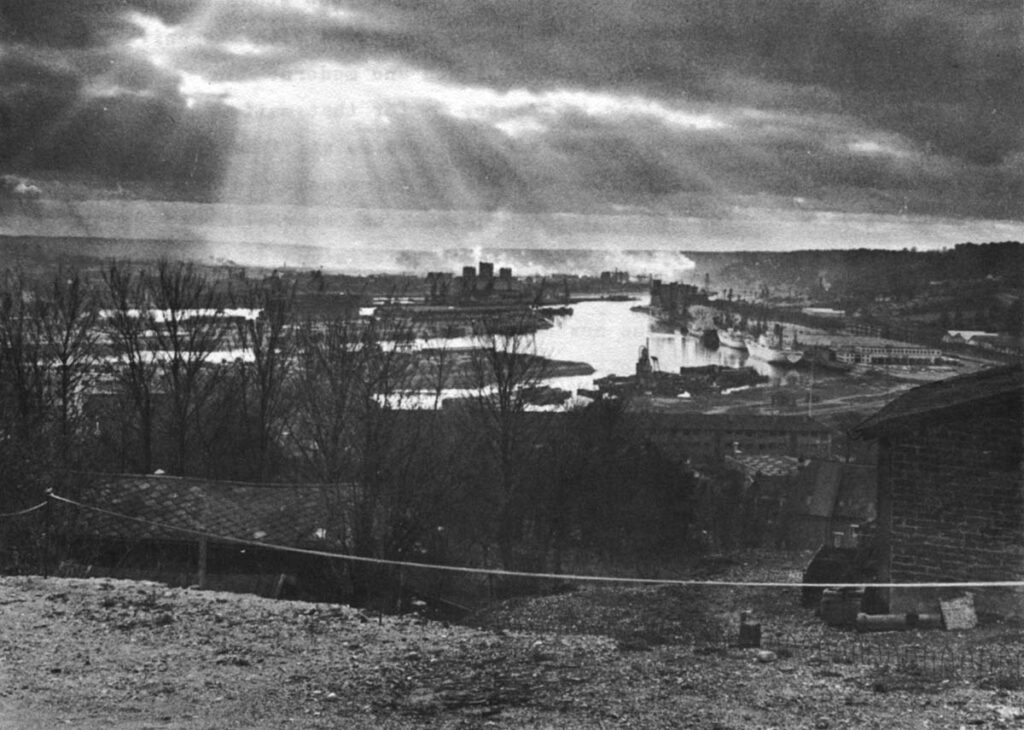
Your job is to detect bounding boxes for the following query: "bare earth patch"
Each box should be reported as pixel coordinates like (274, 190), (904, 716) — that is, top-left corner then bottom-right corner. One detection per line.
(2, 556), (1022, 728)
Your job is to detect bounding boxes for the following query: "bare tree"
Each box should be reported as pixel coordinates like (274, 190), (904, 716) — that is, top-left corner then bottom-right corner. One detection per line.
(289, 318), (364, 484)
(426, 341), (456, 411)
(0, 271), (52, 571)
(230, 273), (296, 481)
(0, 271), (48, 443)
(143, 260), (228, 474)
(0, 270), (51, 522)
(289, 308), (438, 604)
(466, 315), (550, 570)
(101, 262), (160, 472)
(35, 267), (99, 468)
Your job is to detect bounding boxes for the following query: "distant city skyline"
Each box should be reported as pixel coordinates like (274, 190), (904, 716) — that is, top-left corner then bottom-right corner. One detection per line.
(0, 1), (1020, 256)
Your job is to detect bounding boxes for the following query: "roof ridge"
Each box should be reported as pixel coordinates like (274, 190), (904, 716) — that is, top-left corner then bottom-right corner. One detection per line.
(853, 363), (1023, 437)
(76, 470), (354, 490)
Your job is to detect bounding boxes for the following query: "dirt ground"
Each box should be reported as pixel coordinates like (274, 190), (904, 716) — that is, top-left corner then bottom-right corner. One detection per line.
(2, 553), (1023, 729)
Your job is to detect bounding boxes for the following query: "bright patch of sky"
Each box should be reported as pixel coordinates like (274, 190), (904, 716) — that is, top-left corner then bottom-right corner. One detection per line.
(126, 11), (182, 70)
(247, 0), (357, 23)
(123, 8), (727, 135)
(179, 57), (728, 136)
(848, 139), (912, 158)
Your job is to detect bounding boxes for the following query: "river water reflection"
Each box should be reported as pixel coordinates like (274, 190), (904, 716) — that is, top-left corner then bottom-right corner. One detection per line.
(416, 298), (801, 401)
(534, 297), (799, 386)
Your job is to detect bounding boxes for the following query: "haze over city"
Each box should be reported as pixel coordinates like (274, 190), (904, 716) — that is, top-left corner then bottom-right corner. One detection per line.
(0, 1), (1021, 265)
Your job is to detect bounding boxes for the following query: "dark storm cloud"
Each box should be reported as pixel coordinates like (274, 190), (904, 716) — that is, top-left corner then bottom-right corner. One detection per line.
(228, 0), (1015, 219)
(0, 57), (237, 199)
(0, 0), (200, 48)
(362, 0), (1022, 167)
(0, 52), (83, 170)
(0, 0), (235, 199)
(0, 0), (133, 48)
(0, 0), (1020, 220)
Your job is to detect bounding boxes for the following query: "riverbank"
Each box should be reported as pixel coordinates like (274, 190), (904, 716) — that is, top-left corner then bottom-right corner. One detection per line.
(380, 304), (570, 339)
(404, 348), (594, 391)
(594, 365), (769, 399)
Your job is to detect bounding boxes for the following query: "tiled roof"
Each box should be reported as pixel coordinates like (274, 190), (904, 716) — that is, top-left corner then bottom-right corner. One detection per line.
(68, 474), (352, 548)
(853, 364), (1023, 437)
(725, 454), (800, 478)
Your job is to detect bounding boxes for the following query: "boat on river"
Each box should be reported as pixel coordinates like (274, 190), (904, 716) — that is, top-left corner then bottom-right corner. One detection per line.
(717, 329), (747, 350)
(748, 333), (804, 365)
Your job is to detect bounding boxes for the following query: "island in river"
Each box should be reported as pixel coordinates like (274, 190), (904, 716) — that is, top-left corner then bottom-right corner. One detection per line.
(399, 347), (595, 392)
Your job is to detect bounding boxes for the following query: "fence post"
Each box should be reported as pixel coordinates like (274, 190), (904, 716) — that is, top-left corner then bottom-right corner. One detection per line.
(41, 495), (48, 579)
(42, 489), (53, 578)
(197, 488), (208, 589)
(198, 536), (208, 589)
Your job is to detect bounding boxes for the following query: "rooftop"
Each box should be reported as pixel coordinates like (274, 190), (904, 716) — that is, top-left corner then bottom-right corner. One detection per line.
(640, 412), (834, 434)
(945, 330), (997, 339)
(797, 333), (941, 349)
(724, 454), (801, 478)
(68, 474), (352, 548)
(853, 364), (1023, 438)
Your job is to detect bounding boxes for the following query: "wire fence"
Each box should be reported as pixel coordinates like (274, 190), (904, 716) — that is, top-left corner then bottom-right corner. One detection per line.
(0, 502), (47, 519)
(3, 488), (1024, 685)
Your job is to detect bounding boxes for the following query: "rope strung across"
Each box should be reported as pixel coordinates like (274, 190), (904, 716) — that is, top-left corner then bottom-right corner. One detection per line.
(48, 492), (1024, 590)
(0, 502), (47, 519)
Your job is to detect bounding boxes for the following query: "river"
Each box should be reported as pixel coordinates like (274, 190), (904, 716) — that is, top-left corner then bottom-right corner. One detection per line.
(535, 297), (805, 394)
(406, 297), (803, 405)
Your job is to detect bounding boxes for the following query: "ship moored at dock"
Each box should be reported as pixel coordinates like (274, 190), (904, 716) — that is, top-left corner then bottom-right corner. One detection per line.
(717, 329), (747, 350)
(747, 331), (804, 365)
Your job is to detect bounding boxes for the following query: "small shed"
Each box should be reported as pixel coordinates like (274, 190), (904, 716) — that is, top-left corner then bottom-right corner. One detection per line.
(782, 459), (876, 550)
(853, 364), (1023, 618)
(723, 454), (801, 546)
(721, 455), (876, 550)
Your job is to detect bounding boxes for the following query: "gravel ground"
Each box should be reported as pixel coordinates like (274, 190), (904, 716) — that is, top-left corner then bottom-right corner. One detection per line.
(1, 553), (1022, 728)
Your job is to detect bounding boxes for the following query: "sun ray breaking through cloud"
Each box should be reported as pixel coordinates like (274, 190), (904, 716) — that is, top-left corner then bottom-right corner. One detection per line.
(0, 0), (1019, 260)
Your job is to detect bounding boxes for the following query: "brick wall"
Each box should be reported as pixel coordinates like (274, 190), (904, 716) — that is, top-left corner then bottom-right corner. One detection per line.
(883, 403), (1023, 615)
(888, 409), (1022, 582)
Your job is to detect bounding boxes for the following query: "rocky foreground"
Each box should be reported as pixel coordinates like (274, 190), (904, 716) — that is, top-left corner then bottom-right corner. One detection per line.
(1, 555), (1023, 728)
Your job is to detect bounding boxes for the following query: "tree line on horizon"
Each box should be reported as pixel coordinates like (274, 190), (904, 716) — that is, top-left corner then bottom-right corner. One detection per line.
(707, 241), (1022, 308)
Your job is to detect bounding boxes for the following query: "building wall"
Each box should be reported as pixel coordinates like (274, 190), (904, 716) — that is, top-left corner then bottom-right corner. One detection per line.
(882, 402), (1023, 615)
(650, 419), (833, 460)
(836, 344), (941, 365)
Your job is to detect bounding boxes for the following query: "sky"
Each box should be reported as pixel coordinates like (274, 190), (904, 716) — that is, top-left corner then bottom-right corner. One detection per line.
(0, 0), (1021, 258)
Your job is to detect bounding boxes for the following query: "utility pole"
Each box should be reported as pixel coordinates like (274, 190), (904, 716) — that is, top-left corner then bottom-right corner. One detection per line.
(807, 357), (815, 417)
